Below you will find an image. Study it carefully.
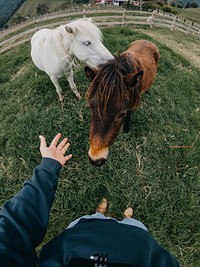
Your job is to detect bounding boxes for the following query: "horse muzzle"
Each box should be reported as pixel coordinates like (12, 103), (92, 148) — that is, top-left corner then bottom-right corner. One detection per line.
(88, 155), (107, 167)
(88, 146), (109, 167)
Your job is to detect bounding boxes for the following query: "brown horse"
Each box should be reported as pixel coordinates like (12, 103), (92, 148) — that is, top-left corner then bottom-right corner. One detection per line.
(85, 40), (160, 167)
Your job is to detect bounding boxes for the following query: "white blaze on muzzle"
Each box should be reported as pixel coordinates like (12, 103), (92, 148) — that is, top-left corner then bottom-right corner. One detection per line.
(88, 146), (109, 161)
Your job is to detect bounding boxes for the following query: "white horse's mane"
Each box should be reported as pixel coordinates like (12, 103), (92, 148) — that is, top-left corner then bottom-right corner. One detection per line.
(63, 18), (103, 41)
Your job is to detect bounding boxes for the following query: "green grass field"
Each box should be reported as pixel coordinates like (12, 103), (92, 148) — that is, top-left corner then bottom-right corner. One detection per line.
(0, 25), (200, 266)
(12, 0), (67, 18)
(172, 7), (200, 24)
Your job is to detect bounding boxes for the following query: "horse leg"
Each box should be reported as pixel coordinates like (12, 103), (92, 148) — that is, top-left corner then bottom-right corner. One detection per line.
(50, 76), (63, 102)
(123, 110), (133, 133)
(66, 69), (82, 99)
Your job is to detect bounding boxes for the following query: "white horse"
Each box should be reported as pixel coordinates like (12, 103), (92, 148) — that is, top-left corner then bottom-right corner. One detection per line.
(31, 18), (113, 101)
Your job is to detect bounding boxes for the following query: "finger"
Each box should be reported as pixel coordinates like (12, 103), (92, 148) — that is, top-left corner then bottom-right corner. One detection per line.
(65, 154), (73, 162)
(61, 142), (70, 154)
(57, 137), (68, 150)
(39, 135), (47, 150)
(50, 133), (61, 147)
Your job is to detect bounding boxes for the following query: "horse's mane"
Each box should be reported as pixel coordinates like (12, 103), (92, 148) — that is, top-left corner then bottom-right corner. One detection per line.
(53, 18), (103, 58)
(88, 55), (139, 115)
(66, 18), (103, 41)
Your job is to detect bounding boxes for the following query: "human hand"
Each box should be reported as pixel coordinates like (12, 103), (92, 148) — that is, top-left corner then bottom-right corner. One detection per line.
(39, 133), (72, 166)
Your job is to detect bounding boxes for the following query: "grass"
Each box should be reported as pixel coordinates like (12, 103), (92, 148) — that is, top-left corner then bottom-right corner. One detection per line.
(0, 26), (200, 266)
(11, 0), (67, 18)
(172, 7), (200, 24)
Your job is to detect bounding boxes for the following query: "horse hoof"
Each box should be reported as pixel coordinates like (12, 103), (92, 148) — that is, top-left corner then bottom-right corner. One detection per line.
(75, 93), (82, 99)
(59, 96), (64, 102)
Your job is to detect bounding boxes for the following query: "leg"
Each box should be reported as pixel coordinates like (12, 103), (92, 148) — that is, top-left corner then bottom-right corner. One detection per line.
(66, 69), (81, 99)
(120, 207), (148, 231)
(66, 198), (108, 229)
(49, 75), (63, 102)
(123, 110), (133, 133)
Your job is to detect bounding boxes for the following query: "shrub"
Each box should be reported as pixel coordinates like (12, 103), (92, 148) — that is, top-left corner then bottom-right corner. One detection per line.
(190, 2), (198, 8)
(142, 2), (161, 11)
(162, 5), (173, 12)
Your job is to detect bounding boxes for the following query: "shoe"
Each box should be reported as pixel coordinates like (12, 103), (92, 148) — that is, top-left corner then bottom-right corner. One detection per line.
(123, 207), (134, 218)
(96, 198), (108, 215)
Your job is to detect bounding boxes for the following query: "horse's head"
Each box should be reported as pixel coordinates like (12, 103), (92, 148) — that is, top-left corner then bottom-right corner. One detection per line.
(65, 18), (113, 68)
(86, 55), (143, 167)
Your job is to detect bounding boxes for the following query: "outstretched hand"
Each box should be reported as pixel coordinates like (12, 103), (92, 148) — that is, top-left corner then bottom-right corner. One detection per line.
(39, 133), (72, 166)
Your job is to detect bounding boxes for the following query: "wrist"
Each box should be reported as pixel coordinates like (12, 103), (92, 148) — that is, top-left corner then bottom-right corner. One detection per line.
(40, 157), (62, 174)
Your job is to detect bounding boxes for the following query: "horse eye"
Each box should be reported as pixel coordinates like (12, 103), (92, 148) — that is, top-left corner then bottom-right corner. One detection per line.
(83, 41), (91, 46)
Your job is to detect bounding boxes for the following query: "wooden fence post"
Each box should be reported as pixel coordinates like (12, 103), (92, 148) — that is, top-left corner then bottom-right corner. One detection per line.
(147, 14), (154, 29)
(122, 9), (125, 27)
(187, 21), (192, 33)
(171, 16), (176, 31)
(150, 14), (154, 29)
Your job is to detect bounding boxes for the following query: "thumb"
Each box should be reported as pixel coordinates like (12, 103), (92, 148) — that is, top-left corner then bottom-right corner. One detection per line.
(39, 135), (47, 151)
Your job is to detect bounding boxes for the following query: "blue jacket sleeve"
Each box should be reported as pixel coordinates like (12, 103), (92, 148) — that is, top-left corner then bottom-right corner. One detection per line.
(0, 157), (62, 267)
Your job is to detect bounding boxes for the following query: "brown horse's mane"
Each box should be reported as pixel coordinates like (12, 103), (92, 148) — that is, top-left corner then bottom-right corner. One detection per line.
(88, 54), (138, 116)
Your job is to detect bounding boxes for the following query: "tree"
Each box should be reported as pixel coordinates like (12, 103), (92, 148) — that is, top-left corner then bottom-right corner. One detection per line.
(36, 4), (49, 16)
(190, 2), (198, 7)
(170, 0), (176, 7)
(0, 16), (6, 28)
(176, 0), (184, 8)
(162, 5), (172, 12)
(11, 14), (26, 25)
(185, 2), (190, 8)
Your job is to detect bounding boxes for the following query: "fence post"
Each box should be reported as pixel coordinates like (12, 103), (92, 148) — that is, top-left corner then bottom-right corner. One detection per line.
(150, 14), (154, 29)
(187, 21), (192, 33)
(147, 14), (154, 29)
(122, 9), (125, 27)
(171, 16), (176, 31)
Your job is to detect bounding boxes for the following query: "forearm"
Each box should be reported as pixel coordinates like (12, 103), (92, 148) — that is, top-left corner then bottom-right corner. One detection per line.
(0, 158), (62, 266)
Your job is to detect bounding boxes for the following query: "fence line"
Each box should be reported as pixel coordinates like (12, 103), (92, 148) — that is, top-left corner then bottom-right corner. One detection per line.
(1, 9), (200, 54)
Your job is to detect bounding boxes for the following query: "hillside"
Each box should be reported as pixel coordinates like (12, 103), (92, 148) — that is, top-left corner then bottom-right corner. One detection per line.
(10, 0), (68, 19)
(2, 0), (200, 27)
(167, 0), (200, 6)
(172, 7), (200, 23)
(168, 0), (200, 5)
(0, 0), (26, 27)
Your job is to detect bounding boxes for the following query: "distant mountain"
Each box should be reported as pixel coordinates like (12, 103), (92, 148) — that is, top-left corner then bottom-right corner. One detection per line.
(168, 0), (200, 5)
(0, 0), (26, 27)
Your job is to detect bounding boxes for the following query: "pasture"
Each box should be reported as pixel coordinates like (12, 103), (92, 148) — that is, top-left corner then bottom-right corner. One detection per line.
(172, 7), (200, 25)
(0, 25), (200, 267)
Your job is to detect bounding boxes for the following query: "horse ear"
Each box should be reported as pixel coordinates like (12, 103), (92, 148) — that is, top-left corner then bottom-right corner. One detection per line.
(85, 66), (97, 81)
(65, 26), (74, 34)
(125, 70), (143, 88)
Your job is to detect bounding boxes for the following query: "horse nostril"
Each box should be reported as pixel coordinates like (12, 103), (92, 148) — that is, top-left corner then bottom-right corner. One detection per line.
(88, 155), (106, 167)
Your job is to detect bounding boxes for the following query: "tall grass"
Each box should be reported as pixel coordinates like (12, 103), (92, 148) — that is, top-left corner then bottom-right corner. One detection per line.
(0, 27), (200, 266)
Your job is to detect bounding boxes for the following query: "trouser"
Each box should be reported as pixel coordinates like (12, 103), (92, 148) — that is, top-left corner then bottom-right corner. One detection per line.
(67, 212), (148, 231)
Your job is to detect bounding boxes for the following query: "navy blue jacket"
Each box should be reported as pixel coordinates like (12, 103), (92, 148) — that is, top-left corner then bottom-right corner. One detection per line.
(0, 158), (180, 267)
